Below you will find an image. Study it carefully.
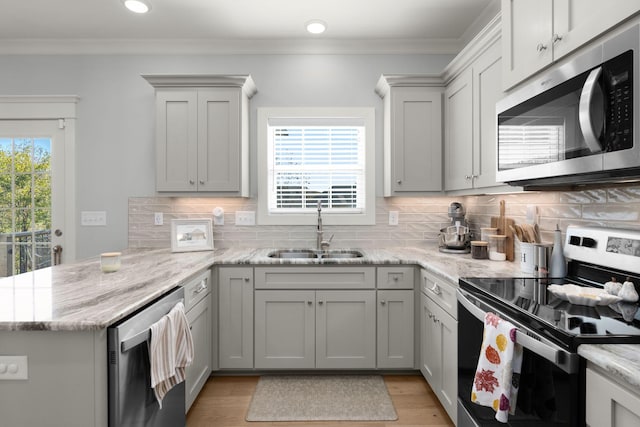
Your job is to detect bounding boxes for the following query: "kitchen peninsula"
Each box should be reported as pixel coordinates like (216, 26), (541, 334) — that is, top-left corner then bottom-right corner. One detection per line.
(1, 246), (639, 426)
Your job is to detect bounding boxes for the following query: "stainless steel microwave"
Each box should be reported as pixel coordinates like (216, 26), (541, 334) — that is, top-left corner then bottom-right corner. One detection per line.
(496, 24), (640, 189)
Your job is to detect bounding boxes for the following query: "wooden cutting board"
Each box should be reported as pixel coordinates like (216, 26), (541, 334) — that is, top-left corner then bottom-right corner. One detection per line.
(490, 200), (515, 261)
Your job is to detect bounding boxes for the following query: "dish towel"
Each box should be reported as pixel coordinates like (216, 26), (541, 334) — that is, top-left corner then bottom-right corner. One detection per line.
(471, 312), (523, 423)
(149, 301), (194, 408)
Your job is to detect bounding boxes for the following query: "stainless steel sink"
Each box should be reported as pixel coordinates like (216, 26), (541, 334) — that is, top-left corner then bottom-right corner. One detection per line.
(320, 250), (364, 259)
(267, 249), (364, 259)
(268, 249), (318, 259)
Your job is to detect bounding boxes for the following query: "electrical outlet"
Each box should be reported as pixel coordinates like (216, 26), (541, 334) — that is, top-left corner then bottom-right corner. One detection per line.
(80, 211), (107, 226)
(0, 356), (28, 380)
(235, 211), (255, 226)
(389, 211), (399, 226)
(154, 212), (163, 226)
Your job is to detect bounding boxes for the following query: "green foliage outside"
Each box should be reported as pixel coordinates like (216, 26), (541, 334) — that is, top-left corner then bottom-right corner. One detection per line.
(0, 138), (51, 235)
(0, 138), (52, 275)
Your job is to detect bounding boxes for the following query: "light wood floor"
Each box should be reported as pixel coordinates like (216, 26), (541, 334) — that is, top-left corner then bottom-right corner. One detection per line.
(186, 375), (455, 427)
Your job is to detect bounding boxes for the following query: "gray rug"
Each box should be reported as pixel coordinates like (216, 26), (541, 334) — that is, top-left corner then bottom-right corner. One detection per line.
(246, 375), (398, 422)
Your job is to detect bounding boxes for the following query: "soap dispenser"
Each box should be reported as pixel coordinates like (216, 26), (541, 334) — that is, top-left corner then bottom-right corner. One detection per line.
(549, 225), (566, 284)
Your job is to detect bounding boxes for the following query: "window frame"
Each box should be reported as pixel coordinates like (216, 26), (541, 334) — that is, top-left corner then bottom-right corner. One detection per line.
(257, 107), (375, 226)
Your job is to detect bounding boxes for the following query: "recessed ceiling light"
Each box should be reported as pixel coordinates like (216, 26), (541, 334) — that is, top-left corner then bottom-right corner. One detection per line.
(306, 20), (327, 35)
(123, 0), (151, 14)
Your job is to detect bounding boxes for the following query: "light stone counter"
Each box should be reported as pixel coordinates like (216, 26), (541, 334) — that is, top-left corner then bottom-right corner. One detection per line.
(0, 248), (218, 331)
(579, 344), (640, 389)
(0, 243), (523, 331)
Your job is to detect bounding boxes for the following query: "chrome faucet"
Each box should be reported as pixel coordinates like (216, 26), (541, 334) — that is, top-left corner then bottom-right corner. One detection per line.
(316, 201), (333, 252)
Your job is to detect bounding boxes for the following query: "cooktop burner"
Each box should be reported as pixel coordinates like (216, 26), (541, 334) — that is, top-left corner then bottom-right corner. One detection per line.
(460, 226), (640, 351)
(460, 277), (640, 346)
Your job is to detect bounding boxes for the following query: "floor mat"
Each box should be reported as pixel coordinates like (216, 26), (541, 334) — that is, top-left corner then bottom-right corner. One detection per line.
(246, 375), (398, 421)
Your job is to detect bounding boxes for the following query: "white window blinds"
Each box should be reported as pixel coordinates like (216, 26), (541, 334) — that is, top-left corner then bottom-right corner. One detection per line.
(267, 121), (366, 214)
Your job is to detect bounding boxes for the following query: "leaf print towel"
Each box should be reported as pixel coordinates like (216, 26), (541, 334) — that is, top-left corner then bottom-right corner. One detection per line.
(471, 312), (523, 423)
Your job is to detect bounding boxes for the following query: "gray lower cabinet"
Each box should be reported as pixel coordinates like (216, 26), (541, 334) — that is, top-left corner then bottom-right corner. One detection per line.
(185, 290), (212, 411)
(254, 290), (315, 369)
(377, 290), (414, 368)
(218, 267), (254, 369)
(254, 289), (376, 369)
(586, 364), (640, 427)
(420, 291), (458, 424)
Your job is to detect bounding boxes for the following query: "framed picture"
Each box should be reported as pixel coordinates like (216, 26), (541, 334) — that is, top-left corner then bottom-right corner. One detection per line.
(171, 219), (214, 252)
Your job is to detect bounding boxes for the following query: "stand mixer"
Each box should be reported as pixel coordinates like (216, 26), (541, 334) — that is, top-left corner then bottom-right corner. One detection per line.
(439, 202), (471, 254)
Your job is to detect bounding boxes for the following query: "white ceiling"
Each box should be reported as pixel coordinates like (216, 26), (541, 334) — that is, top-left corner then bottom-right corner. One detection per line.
(0, 0), (499, 54)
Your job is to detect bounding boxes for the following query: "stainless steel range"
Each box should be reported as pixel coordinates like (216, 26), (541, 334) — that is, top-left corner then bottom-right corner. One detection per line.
(457, 226), (640, 426)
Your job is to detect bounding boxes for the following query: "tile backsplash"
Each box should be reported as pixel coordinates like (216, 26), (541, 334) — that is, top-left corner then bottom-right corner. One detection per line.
(128, 185), (640, 250)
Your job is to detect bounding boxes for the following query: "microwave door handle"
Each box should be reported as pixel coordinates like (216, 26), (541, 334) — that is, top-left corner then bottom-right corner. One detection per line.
(456, 289), (577, 372)
(578, 66), (604, 153)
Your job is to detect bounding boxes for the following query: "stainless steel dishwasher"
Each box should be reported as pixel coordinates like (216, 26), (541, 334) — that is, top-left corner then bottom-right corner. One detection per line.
(108, 286), (186, 427)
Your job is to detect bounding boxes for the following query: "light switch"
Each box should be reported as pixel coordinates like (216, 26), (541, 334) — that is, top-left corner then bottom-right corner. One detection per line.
(0, 356), (28, 380)
(389, 211), (399, 226)
(81, 211), (107, 226)
(235, 211), (255, 226)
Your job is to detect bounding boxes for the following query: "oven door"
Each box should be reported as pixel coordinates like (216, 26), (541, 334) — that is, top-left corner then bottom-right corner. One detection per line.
(456, 288), (583, 427)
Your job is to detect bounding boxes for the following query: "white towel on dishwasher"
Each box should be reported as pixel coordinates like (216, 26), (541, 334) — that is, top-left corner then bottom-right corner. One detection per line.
(149, 301), (194, 408)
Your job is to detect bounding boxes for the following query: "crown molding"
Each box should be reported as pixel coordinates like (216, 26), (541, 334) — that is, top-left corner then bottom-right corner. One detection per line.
(0, 37), (464, 55)
(141, 74), (257, 97)
(441, 12), (502, 84)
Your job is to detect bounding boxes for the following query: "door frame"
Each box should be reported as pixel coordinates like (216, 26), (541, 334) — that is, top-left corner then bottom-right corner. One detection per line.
(0, 96), (78, 262)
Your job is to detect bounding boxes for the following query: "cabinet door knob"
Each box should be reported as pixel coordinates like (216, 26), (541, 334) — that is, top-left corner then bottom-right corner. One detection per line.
(537, 43), (548, 52)
(393, 276), (399, 282)
(465, 175), (471, 180)
(307, 301), (313, 305)
(199, 180), (205, 185)
(243, 277), (250, 282)
(396, 180), (402, 185)
(318, 300), (324, 305)
(552, 33), (563, 44)
(189, 179), (195, 185)
(380, 300), (386, 305)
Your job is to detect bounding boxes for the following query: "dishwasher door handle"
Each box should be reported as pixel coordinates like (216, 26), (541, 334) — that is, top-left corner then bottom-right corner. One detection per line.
(456, 288), (578, 373)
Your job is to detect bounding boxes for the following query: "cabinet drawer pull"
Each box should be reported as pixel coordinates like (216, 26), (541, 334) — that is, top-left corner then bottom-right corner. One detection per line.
(552, 33), (563, 44)
(430, 284), (441, 295)
(392, 276), (399, 282)
(193, 281), (208, 294)
(537, 43), (548, 52)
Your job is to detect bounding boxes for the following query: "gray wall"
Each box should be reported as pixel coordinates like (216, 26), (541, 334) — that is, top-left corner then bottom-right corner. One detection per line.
(0, 53), (453, 258)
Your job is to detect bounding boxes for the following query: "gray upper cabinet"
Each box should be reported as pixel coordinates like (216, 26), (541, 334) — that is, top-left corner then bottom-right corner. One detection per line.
(143, 75), (256, 195)
(376, 75), (444, 196)
(502, 0), (640, 90)
(442, 16), (510, 193)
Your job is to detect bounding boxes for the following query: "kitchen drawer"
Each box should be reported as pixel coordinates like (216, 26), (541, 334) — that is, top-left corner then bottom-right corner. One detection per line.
(183, 270), (211, 312)
(377, 266), (415, 289)
(254, 266), (375, 289)
(421, 269), (457, 319)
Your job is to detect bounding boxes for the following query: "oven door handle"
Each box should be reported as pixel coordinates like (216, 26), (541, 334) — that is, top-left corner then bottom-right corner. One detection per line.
(457, 289), (578, 373)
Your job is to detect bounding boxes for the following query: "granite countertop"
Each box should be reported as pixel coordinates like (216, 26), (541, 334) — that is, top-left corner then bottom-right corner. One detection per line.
(579, 344), (640, 389)
(0, 243), (521, 331)
(2, 243), (638, 389)
(0, 248), (217, 331)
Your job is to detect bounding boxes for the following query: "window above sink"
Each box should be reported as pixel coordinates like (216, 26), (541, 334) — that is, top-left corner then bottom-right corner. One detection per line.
(257, 107), (375, 226)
